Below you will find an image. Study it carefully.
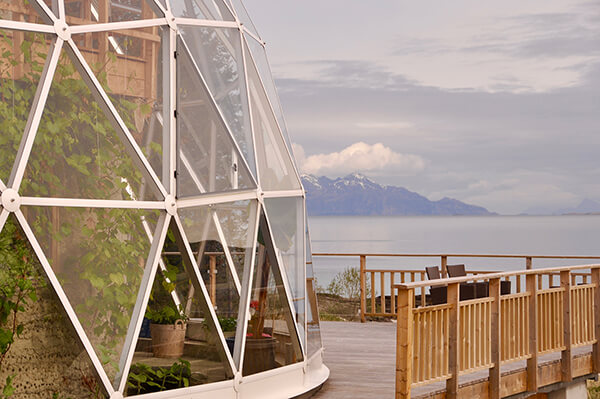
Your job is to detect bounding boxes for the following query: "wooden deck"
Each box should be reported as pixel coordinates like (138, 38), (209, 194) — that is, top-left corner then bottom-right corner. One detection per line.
(313, 321), (596, 399)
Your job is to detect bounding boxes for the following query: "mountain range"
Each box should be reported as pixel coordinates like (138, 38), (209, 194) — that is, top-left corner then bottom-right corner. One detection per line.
(301, 173), (495, 216)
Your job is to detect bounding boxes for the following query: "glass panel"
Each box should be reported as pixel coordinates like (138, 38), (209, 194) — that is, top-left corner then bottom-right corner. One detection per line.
(244, 43), (301, 191)
(264, 197), (305, 345)
(170, 0), (234, 21)
(246, 36), (295, 162)
(228, 0), (259, 39)
(0, 31), (51, 183)
(23, 206), (161, 389)
(305, 221), (322, 357)
(178, 200), (257, 319)
(64, 0), (162, 23)
(21, 48), (160, 201)
(72, 27), (168, 187)
(0, 214), (108, 398)
(126, 220), (233, 395)
(0, 2), (51, 23)
(176, 37), (255, 197)
(242, 211), (303, 376)
(179, 26), (255, 176)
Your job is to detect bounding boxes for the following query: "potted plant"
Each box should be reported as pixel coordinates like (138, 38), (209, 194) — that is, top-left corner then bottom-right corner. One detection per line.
(145, 304), (188, 358)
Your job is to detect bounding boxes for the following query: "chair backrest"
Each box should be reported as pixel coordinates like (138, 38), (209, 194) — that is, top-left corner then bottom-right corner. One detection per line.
(446, 264), (467, 278)
(425, 266), (441, 280)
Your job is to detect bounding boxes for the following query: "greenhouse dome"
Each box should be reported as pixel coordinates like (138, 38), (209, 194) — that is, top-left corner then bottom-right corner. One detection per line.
(0, 1), (327, 398)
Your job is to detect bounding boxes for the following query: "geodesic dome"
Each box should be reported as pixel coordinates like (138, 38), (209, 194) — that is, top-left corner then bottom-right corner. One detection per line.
(0, 1), (327, 398)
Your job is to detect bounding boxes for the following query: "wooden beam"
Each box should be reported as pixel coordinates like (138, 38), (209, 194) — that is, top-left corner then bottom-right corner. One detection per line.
(489, 278), (501, 399)
(395, 288), (414, 399)
(593, 268), (600, 373)
(560, 270), (572, 382)
(527, 273), (538, 392)
(446, 283), (460, 398)
(360, 255), (366, 323)
(441, 255), (448, 278)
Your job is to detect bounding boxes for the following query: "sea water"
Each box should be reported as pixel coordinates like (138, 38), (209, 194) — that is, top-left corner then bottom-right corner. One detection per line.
(308, 215), (600, 288)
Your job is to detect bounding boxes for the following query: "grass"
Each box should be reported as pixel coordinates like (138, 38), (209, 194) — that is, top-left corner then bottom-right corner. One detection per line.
(589, 379), (600, 398)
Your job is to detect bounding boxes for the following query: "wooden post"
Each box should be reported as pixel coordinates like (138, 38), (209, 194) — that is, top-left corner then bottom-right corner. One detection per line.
(593, 268), (600, 373)
(210, 255), (217, 306)
(381, 272), (386, 314)
(360, 255), (366, 323)
(446, 283), (460, 399)
(526, 256), (532, 270)
(489, 278), (501, 399)
(560, 270), (572, 382)
(526, 273), (538, 392)
(441, 255), (448, 278)
(396, 287), (414, 399)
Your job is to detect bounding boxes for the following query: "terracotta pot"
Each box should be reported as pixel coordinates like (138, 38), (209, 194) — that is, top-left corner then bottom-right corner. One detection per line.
(149, 320), (186, 358)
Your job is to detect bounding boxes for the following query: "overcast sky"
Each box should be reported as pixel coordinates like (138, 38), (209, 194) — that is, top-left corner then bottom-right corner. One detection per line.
(243, 1), (600, 215)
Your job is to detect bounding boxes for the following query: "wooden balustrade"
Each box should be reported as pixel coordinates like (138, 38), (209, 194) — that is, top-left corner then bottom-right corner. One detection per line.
(394, 264), (600, 399)
(313, 253), (600, 322)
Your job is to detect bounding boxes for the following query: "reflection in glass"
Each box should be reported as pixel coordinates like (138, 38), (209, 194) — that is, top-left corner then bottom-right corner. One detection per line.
(305, 222), (323, 357)
(176, 37), (255, 197)
(229, 0), (260, 39)
(242, 212), (303, 376)
(126, 220), (233, 395)
(179, 26), (255, 175)
(71, 26), (167, 188)
(64, 0), (161, 23)
(0, 30), (51, 183)
(170, 0), (234, 20)
(21, 48), (160, 201)
(0, 2), (50, 23)
(244, 42), (300, 191)
(245, 36), (295, 161)
(23, 206), (160, 389)
(264, 197), (305, 345)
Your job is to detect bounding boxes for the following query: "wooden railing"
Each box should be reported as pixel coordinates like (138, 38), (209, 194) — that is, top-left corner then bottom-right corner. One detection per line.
(312, 253), (600, 322)
(394, 264), (600, 399)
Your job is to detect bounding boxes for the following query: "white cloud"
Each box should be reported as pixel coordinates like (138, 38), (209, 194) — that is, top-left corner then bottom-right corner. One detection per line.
(293, 142), (425, 176)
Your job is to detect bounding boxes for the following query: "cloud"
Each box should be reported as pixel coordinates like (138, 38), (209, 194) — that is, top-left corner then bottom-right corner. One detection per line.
(293, 142), (426, 176)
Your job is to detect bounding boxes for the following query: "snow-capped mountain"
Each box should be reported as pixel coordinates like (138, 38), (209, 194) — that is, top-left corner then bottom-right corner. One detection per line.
(301, 173), (494, 216)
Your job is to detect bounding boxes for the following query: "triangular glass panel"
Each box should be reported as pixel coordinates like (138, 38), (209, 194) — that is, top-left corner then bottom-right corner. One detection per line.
(21, 48), (160, 201)
(0, 30), (52, 183)
(263, 197), (305, 345)
(176, 37), (255, 197)
(242, 210), (303, 376)
(22, 206), (161, 389)
(178, 26), (255, 175)
(178, 200), (258, 318)
(0, 214), (108, 398)
(125, 219), (233, 395)
(0, 2), (52, 24)
(246, 36), (295, 162)
(244, 42), (301, 191)
(72, 27), (168, 187)
(305, 221), (323, 357)
(64, 0), (163, 23)
(228, 0), (260, 39)
(170, 0), (235, 20)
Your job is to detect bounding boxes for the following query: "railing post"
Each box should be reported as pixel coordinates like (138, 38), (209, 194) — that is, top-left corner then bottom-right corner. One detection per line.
(446, 282), (459, 398)
(526, 256), (532, 270)
(560, 270), (572, 382)
(360, 255), (366, 323)
(526, 273), (538, 392)
(396, 287), (414, 399)
(489, 278), (501, 399)
(593, 267), (600, 373)
(441, 255), (448, 278)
